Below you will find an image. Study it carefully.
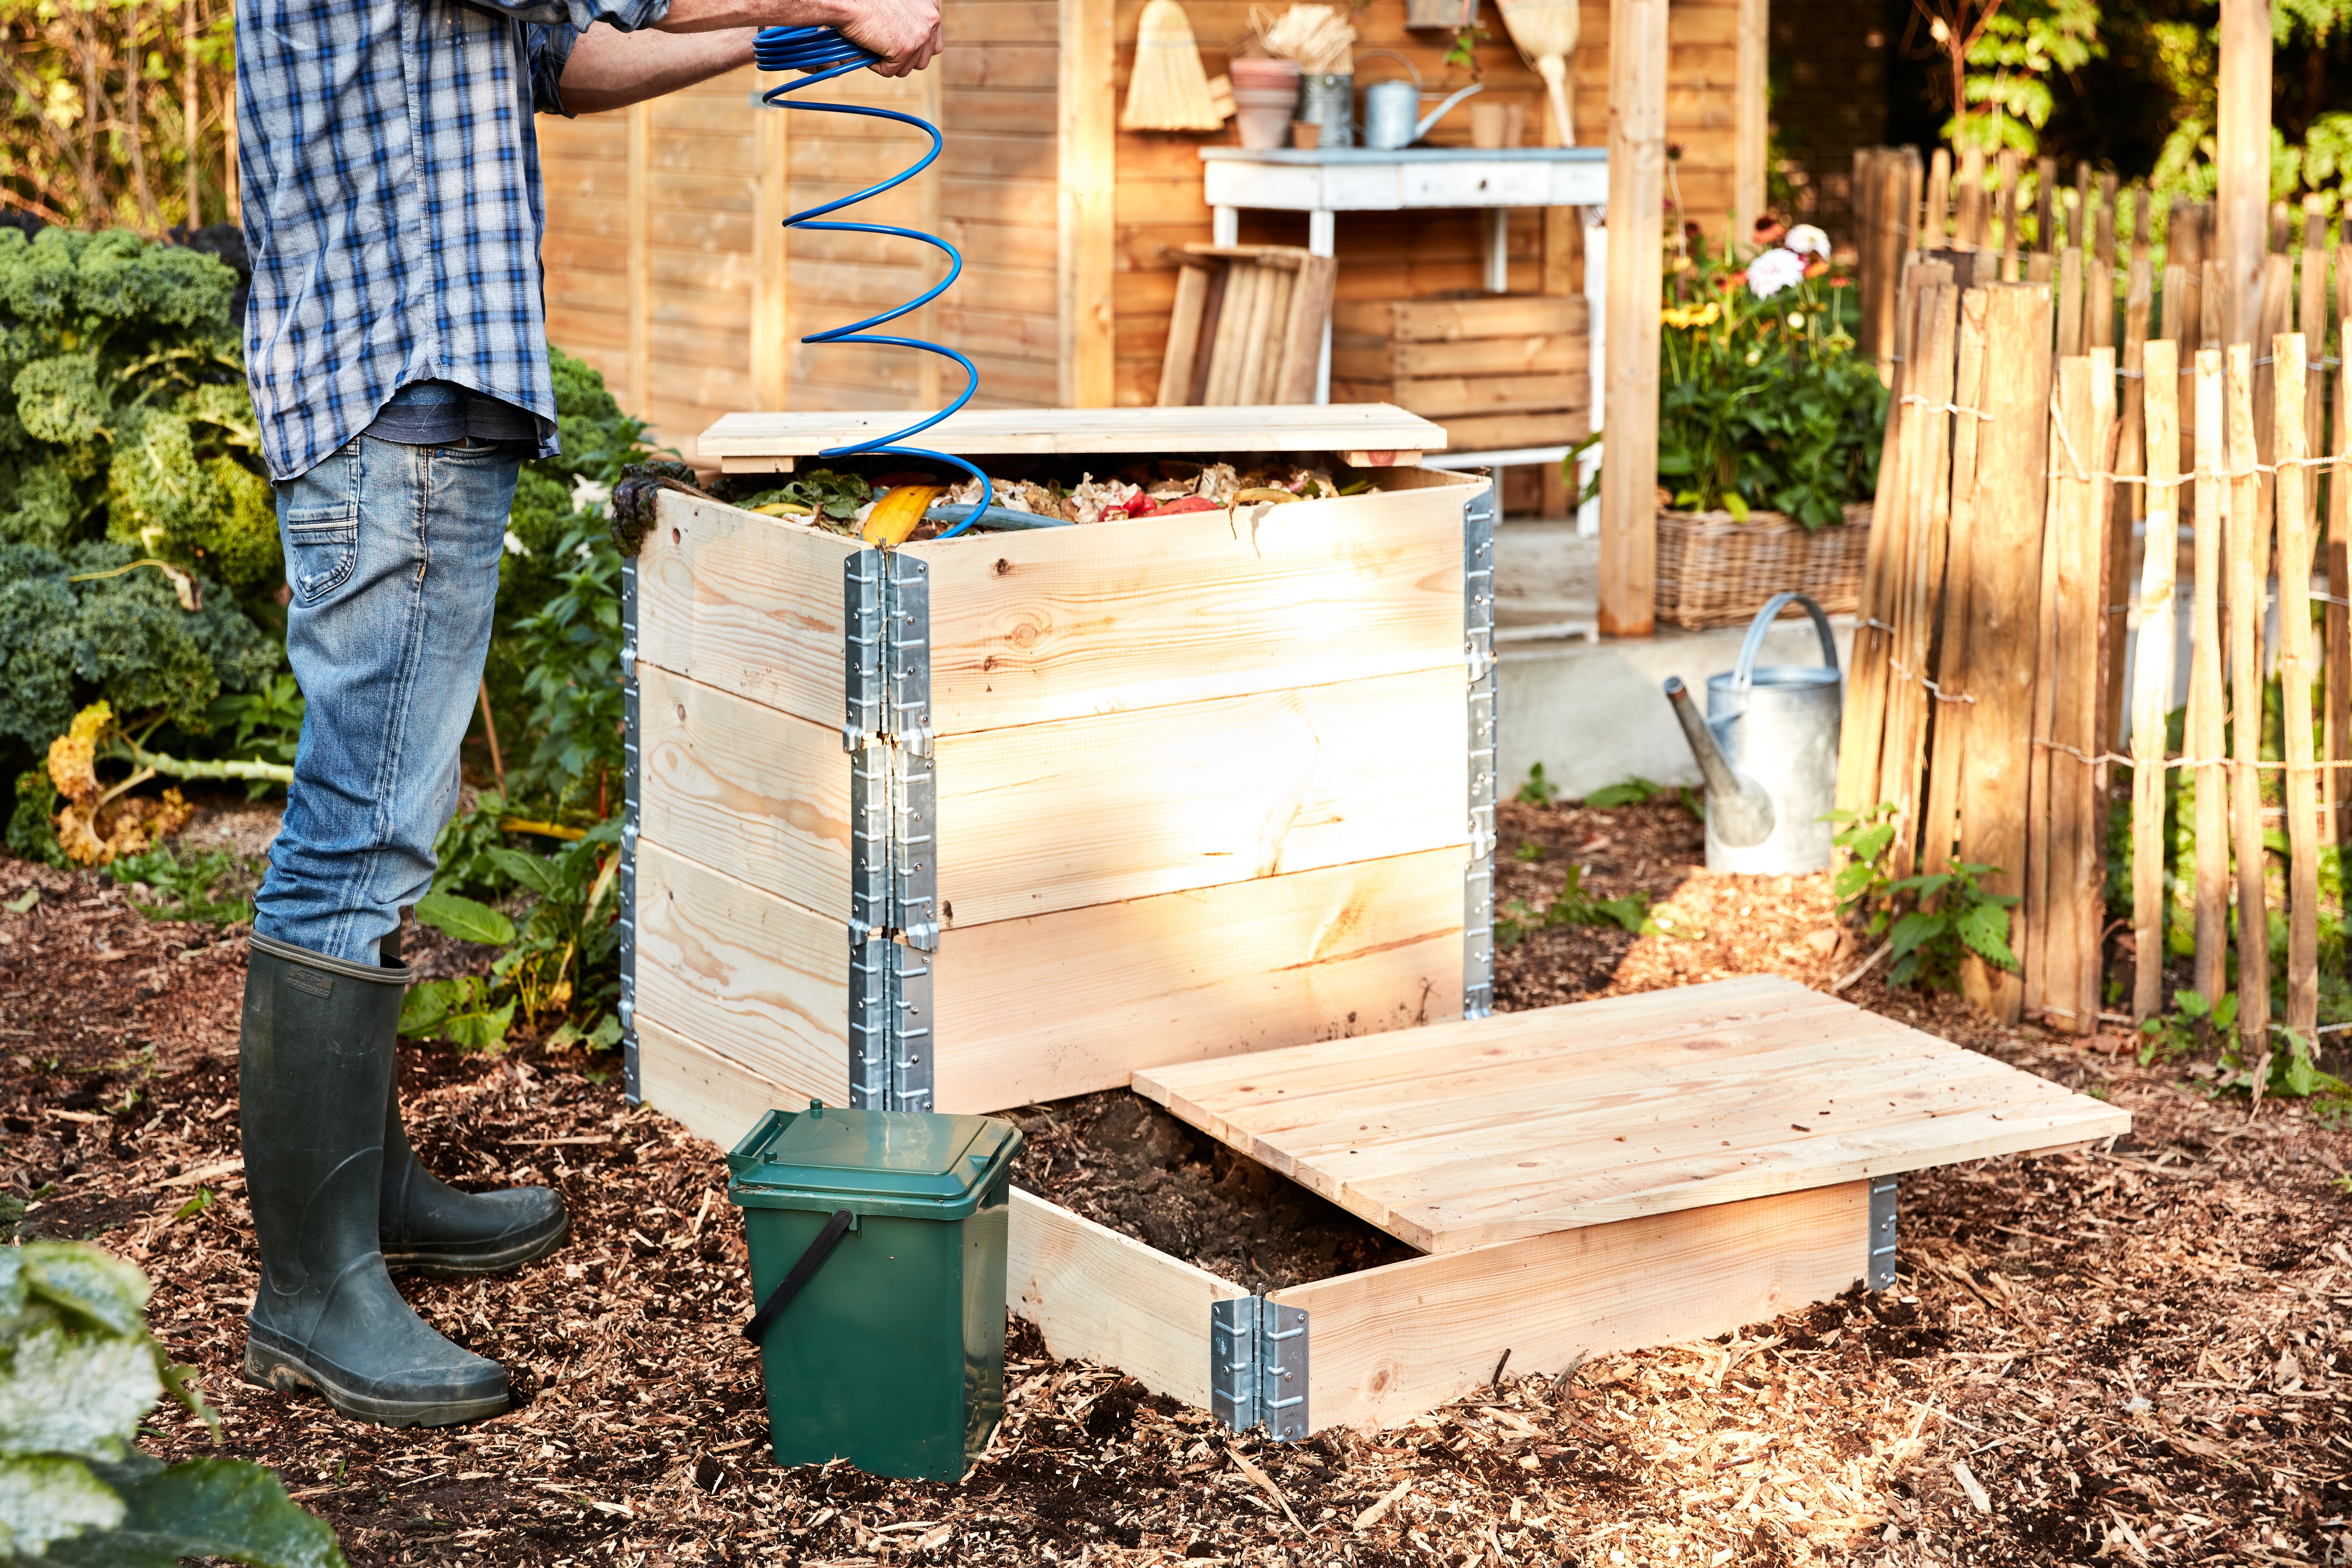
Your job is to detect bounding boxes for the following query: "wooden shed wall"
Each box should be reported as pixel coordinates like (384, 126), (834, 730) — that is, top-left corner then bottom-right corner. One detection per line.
(535, 0), (1746, 442)
(1104, 0), (1743, 408)
(536, 11), (1063, 459)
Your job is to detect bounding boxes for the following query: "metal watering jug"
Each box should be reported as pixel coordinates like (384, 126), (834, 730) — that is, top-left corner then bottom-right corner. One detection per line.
(1662, 592), (1843, 875)
(1356, 52), (1483, 151)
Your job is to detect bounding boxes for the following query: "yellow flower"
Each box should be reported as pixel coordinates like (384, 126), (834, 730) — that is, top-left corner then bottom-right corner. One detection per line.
(1660, 301), (1722, 330)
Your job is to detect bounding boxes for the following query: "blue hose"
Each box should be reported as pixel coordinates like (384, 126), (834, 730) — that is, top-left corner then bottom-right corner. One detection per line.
(753, 27), (993, 538)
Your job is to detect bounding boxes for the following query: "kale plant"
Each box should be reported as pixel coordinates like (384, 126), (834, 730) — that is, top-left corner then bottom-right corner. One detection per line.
(0, 1241), (344, 1566)
(0, 228), (277, 601)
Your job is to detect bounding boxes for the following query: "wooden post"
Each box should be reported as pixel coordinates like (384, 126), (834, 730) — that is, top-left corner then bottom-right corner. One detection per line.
(2190, 349), (2232, 1004)
(1996, 151), (2020, 282)
(1057, 0), (1115, 407)
(752, 101), (791, 414)
(2276, 331), (2319, 1036)
(1922, 287), (1991, 875)
(1922, 148), (1951, 254)
(1956, 147), (1986, 251)
(1599, 0), (1668, 637)
(1541, 92), (1581, 517)
(627, 101), (652, 419)
(2227, 342), (2271, 1051)
(2132, 339), (2182, 1021)
(1879, 282), (1959, 874)
(1732, 0), (1768, 245)
(1956, 284), (2056, 1024)
(2215, 0), (2271, 351)
(2086, 178), (2117, 352)
(2298, 201), (2327, 532)
(2332, 293), (2352, 856)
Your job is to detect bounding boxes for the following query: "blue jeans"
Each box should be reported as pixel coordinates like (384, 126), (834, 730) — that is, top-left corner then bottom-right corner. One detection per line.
(253, 434), (520, 966)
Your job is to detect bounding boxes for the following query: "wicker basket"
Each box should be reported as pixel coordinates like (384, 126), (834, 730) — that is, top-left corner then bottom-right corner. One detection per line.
(1652, 504), (1873, 630)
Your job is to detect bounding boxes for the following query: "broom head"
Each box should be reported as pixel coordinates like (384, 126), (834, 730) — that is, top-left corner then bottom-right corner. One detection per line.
(1122, 0), (1226, 132)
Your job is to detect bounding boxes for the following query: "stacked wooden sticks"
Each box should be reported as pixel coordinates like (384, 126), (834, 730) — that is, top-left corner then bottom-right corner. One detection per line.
(1838, 166), (2352, 1048)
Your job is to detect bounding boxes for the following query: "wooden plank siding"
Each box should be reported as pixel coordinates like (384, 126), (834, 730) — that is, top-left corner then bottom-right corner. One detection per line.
(1107, 0), (1740, 406)
(535, 17), (1062, 457)
(539, 4), (1733, 435)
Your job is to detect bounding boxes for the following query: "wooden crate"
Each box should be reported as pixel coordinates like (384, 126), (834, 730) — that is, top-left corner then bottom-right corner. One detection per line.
(621, 404), (1497, 1131)
(1012, 975), (2126, 1436)
(1330, 293), (1590, 452)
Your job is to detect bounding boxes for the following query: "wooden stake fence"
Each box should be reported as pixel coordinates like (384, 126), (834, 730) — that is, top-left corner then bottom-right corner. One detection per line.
(1836, 182), (2350, 1043)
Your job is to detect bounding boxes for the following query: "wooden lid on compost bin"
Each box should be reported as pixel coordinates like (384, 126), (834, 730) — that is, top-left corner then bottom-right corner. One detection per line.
(697, 404), (1447, 473)
(1132, 975), (2129, 1256)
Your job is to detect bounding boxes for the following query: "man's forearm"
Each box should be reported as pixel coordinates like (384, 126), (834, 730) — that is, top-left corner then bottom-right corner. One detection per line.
(557, 23), (757, 113)
(648, 0), (845, 32)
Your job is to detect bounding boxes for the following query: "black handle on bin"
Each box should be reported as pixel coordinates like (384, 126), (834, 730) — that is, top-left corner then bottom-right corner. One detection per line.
(743, 1207), (855, 1347)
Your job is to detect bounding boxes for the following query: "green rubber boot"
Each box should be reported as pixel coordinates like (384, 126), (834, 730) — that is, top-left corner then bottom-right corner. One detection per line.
(374, 932), (570, 1276)
(239, 933), (508, 1427)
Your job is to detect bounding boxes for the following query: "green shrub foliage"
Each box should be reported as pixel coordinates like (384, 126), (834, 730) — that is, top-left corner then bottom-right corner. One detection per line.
(0, 1241), (346, 1566)
(0, 228), (277, 598)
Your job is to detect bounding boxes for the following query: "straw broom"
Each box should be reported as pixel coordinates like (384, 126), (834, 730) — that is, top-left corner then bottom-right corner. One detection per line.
(1122, 0), (1226, 132)
(1491, 0), (1578, 145)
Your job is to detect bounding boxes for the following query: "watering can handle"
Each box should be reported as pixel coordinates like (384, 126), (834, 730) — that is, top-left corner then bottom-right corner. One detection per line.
(1351, 48), (1420, 88)
(1731, 592), (1838, 690)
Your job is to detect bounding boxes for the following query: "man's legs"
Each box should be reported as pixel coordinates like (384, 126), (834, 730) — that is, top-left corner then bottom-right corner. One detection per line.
(241, 434), (563, 1426)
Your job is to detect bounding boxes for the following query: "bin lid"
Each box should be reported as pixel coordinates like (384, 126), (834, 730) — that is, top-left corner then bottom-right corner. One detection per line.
(725, 1104), (1021, 1219)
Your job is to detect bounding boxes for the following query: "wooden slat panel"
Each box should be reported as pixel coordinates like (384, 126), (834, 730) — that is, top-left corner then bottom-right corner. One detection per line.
(1270, 1183), (1869, 1433)
(634, 1018), (799, 1152)
(1135, 975), (2130, 1252)
(1334, 371), (1584, 419)
(934, 664), (1469, 926)
(1008, 1189), (1250, 1409)
(1331, 333), (1589, 381)
(904, 469), (1475, 732)
(631, 840), (850, 1105)
(933, 847), (1466, 1111)
(638, 493), (858, 731)
(635, 664), (852, 917)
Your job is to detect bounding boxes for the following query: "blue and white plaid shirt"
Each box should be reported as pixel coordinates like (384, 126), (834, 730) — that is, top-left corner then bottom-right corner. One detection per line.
(236, 0), (669, 479)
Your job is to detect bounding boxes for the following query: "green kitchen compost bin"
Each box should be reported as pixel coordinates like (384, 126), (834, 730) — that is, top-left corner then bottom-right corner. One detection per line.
(725, 1101), (1022, 1480)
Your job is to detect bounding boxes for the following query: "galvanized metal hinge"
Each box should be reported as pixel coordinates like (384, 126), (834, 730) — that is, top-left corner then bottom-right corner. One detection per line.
(841, 549), (940, 1111)
(1867, 1174), (1898, 1291)
(618, 557), (643, 1105)
(1210, 1297), (1310, 1442)
(1462, 483), (1498, 1022)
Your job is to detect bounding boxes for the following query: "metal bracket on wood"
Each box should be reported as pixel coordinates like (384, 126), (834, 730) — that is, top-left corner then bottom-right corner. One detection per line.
(840, 548), (942, 1110)
(1867, 1174), (1898, 1291)
(619, 557), (642, 1105)
(1209, 1298), (1310, 1441)
(1462, 482), (1498, 1022)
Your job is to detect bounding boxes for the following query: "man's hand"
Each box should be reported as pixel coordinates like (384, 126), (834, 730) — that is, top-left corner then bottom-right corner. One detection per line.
(651, 0), (940, 76)
(831, 0), (940, 76)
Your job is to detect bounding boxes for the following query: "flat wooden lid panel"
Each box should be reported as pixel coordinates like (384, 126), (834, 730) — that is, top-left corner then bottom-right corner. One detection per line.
(697, 404), (1448, 458)
(1131, 975), (2130, 1254)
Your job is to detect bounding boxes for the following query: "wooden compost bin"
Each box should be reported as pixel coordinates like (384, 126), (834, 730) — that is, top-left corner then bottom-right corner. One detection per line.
(619, 404), (1494, 1134)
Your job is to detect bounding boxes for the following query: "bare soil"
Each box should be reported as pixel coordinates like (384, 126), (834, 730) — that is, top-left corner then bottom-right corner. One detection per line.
(7, 798), (2352, 1566)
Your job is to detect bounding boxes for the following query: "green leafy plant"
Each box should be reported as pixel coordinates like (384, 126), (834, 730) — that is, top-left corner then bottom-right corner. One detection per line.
(1513, 839), (1546, 863)
(0, 1241), (345, 1566)
(2139, 988), (2235, 1065)
(501, 522), (625, 822)
(1583, 776), (1662, 809)
(408, 817), (625, 1050)
(1494, 864), (1661, 946)
(1655, 232), (1886, 530)
(0, 229), (278, 601)
(104, 845), (257, 926)
(1831, 804), (2019, 990)
(397, 975), (517, 1056)
(1443, 22), (1488, 75)
(1515, 762), (1561, 805)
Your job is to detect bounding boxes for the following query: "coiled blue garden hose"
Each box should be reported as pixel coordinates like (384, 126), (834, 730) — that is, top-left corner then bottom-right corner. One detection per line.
(753, 26), (996, 537)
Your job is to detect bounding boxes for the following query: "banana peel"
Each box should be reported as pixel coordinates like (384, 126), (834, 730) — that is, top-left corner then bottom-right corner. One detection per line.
(1232, 486), (1301, 507)
(752, 500), (813, 518)
(862, 485), (943, 547)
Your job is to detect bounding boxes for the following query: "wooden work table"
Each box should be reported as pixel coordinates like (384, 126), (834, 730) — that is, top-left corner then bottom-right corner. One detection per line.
(1201, 145), (1609, 519)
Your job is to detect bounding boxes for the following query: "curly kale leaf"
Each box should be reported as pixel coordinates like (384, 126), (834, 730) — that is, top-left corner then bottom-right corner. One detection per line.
(0, 457), (89, 550)
(13, 354), (109, 447)
(0, 542), (278, 753)
(105, 407), (279, 595)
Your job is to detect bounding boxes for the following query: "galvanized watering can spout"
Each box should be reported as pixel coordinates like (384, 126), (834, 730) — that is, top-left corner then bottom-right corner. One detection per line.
(1664, 676), (1776, 849)
(1413, 83), (1483, 142)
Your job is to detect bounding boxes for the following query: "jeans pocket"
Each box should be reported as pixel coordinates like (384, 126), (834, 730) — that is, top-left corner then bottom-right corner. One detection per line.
(284, 514), (359, 603)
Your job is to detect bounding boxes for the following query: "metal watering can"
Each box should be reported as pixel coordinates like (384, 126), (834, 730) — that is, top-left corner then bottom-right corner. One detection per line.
(1356, 51), (1483, 151)
(1662, 592), (1843, 875)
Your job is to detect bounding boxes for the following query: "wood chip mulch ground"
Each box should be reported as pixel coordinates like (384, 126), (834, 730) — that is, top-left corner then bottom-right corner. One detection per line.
(7, 797), (2352, 1566)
